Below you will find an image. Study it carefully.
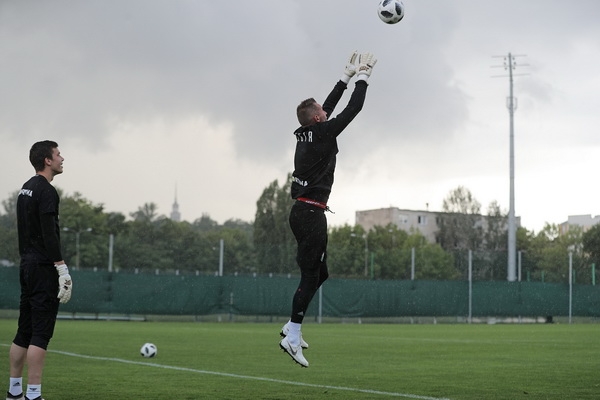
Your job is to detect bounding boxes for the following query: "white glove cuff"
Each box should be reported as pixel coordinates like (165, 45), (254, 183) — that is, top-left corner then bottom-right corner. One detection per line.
(341, 74), (351, 84)
(356, 74), (369, 82)
(55, 264), (69, 275)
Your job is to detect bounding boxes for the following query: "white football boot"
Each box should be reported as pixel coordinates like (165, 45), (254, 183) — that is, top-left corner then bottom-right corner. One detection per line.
(279, 336), (309, 368)
(280, 323), (309, 349)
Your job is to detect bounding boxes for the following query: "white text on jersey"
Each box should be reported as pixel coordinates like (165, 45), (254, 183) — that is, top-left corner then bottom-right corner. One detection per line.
(295, 131), (313, 142)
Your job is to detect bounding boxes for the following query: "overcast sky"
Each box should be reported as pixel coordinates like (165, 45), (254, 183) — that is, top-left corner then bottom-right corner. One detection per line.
(1, 0), (598, 232)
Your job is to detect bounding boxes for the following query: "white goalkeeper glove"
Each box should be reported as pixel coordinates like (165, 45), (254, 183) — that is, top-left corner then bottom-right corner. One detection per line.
(55, 264), (73, 304)
(356, 52), (377, 81)
(341, 50), (359, 84)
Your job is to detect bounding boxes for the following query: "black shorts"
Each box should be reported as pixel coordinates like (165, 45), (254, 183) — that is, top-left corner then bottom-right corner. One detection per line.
(14, 254), (60, 350)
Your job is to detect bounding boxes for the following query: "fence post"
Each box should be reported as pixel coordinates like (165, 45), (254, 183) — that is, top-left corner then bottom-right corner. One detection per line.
(468, 250), (472, 324)
(108, 234), (114, 272)
(318, 286), (323, 324)
(370, 252), (375, 280)
(517, 251), (522, 282)
(568, 252), (573, 325)
(411, 247), (415, 280)
(218, 239), (224, 277)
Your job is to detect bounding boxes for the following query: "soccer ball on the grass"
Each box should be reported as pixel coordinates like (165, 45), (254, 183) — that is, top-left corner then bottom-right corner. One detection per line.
(140, 342), (157, 358)
(377, 0), (405, 24)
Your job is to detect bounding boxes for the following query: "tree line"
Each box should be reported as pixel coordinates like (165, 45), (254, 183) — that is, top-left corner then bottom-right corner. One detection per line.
(0, 176), (598, 283)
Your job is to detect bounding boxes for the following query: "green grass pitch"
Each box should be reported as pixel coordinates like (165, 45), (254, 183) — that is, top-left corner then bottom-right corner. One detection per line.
(1, 319), (598, 399)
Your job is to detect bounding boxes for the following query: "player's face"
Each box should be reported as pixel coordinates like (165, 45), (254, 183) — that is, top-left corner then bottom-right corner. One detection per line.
(48, 147), (64, 175)
(314, 104), (328, 123)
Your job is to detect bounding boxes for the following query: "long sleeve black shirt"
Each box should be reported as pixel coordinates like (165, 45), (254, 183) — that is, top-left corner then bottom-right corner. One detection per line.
(291, 79), (368, 203)
(17, 174), (63, 263)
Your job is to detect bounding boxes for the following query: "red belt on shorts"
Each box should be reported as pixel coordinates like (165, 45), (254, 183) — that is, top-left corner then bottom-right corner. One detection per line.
(297, 197), (328, 210)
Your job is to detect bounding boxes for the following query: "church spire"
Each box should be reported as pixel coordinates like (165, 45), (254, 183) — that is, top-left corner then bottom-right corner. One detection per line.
(170, 184), (181, 222)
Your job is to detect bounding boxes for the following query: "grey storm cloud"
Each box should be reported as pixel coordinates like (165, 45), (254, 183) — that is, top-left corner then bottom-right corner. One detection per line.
(1, 0), (599, 229)
(0, 1), (474, 159)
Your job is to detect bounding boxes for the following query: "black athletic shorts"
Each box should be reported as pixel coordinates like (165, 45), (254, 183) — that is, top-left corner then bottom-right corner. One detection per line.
(14, 254), (60, 350)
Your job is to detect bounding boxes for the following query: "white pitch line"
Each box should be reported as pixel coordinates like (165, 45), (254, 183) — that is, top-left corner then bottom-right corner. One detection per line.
(48, 348), (451, 400)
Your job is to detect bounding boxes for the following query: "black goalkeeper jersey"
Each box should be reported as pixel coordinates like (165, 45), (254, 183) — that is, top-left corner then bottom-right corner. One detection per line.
(291, 80), (368, 203)
(17, 174), (63, 262)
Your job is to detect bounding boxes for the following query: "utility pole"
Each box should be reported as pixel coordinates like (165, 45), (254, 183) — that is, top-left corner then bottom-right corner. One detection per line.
(492, 52), (528, 282)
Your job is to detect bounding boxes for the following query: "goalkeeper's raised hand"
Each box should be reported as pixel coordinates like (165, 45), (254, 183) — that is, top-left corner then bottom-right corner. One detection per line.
(341, 50), (358, 84)
(55, 263), (73, 304)
(356, 52), (377, 81)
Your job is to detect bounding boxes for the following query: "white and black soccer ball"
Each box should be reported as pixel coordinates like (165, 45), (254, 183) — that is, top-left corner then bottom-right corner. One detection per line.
(140, 342), (157, 358)
(377, 0), (405, 24)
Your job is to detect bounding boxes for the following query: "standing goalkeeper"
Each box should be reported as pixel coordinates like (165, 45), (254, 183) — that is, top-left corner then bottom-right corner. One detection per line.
(279, 52), (377, 367)
(6, 140), (73, 400)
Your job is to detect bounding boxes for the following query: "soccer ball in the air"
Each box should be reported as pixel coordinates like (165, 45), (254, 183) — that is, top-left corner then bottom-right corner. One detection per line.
(140, 343), (157, 358)
(377, 0), (404, 24)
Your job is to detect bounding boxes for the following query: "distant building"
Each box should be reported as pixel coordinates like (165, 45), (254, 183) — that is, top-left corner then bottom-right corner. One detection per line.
(355, 206), (520, 244)
(559, 214), (600, 235)
(170, 187), (181, 222)
(356, 207), (439, 243)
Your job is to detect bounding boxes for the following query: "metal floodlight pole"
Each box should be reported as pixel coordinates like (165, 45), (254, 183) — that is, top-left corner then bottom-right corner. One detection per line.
(492, 52), (528, 282)
(507, 52), (517, 282)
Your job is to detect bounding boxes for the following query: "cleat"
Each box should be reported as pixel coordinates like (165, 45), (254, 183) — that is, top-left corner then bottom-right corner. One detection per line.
(6, 392), (24, 400)
(280, 323), (309, 349)
(24, 397), (44, 400)
(279, 336), (309, 367)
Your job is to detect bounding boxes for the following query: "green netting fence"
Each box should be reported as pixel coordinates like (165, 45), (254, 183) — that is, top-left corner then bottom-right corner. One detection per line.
(0, 269), (598, 318)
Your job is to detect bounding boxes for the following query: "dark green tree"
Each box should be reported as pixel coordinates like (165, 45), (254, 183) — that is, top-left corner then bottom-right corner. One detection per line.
(369, 224), (409, 279)
(437, 186), (484, 251)
(253, 175), (295, 274)
(192, 213), (219, 232)
(328, 224), (368, 278)
(204, 227), (255, 275)
(582, 224), (600, 267)
(60, 192), (109, 269)
(0, 191), (19, 264)
(477, 200), (509, 280)
(130, 202), (163, 223)
(518, 223), (587, 283)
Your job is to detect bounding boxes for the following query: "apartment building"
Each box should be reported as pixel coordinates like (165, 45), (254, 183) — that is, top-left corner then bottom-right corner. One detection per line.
(355, 206), (521, 244)
(355, 207), (440, 243)
(559, 214), (600, 235)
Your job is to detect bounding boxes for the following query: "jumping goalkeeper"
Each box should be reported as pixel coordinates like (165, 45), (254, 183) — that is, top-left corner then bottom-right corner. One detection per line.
(280, 51), (377, 367)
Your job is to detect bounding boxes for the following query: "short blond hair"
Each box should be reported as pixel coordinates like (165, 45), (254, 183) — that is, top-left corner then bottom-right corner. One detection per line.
(296, 98), (319, 126)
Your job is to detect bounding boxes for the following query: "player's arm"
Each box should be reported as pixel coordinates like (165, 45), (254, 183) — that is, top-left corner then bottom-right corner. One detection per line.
(328, 53), (376, 136)
(322, 81), (347, 118)
(322, 51), (358, 117)
(327, 81), (368, 136)
(40, 212), (63, 263)
(40, 213), (73, 303)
